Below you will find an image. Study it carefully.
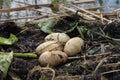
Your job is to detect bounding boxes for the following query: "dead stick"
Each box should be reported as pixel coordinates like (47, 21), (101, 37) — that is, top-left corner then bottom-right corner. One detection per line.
(85, 6), (105, 10)
(0, 3), (53, 12)
(62, 6), (95, 20)
(102, 61), (120, 67)
(68, 52), (111, 60)
(0, 5), (39, 12)
(113, 8), (120, 12)
(93, 57), (107, 74)
(14, 1), (59, 17)
(69, 4), (112, 23)
(0, 16), (47, 22)
(0, 0), (95, 13)
(72, 0), (95, 4)
(90, 11), (116, 16)
(31, 8), (57, 16)
(101, 69), (120, 75)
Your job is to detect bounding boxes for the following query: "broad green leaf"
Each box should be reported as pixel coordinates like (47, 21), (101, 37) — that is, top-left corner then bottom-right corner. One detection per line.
(38, 18), (58, 34)
(38, 18), (78, 34)
(0, 34), (18, 45)
(0, 52), (13, 78)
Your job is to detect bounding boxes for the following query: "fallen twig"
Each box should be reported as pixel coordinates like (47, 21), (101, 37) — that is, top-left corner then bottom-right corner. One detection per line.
(0, 15), (47, 22)
(68, 52), (111, 60)
(85, 6), (106, 10)
(0, 5), (40, 12)
(101, 69), (120, 75)
(113, 8), (120, 12)
(91, 11), (117, 16)
(15, 1), (58, 16)
(0, 0), (95, 13)
(95, 32), (120, 42)
(31, 8), (57, 16)
(69, 4), (112, 23)
(101, 61), (120, 68)
(62, 6), (96, 20)
(93, 57), (107, 74)
(72, 0), (95, 4)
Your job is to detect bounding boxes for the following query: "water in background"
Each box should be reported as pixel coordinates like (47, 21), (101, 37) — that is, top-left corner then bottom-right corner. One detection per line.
(0, 0), (120, 20)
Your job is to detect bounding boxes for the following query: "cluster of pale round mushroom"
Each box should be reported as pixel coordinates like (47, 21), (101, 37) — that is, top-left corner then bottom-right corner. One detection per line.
(35, 33), (84, 66)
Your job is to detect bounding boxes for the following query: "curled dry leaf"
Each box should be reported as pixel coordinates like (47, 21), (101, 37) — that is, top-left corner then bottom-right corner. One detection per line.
(64, 37), (84, 56)
(35, 41), (63, 55)
(45, 33), (70, 45)
(39, 51), (68, 66)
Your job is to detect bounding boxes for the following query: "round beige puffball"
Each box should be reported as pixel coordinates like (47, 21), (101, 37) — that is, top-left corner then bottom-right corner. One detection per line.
(64, 37), (84, 56)
(45, 33), (70, 45)
(39, 51), (68, 66)
(35, 41), (63, 55)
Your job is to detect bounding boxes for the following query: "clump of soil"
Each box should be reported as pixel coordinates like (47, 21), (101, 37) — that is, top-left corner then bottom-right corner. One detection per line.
(0, 22), (21, 37)
(53, 14), (80, 32)
(0, 22), (47, 52)
(104, 19), (120, 38)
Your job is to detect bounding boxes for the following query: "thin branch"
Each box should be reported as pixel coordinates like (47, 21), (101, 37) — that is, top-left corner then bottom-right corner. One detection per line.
(85, 6), (106, 10)
(0, 15), (47, 22)
(68, 52), (111, 60)
(0, 0), (95, 13)
(72, 0), (95, 4)
(69, 4), (112, 23)
(93, 57), (107, 74)
(101, 69), (120, 75)
(102, 61), (120, 68)
(62, 6), (96, 20)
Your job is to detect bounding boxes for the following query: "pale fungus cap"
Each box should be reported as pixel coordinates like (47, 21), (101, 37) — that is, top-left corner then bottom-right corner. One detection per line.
(64, 37), (84, 56)
(45, 33), (70, 45)
(39, 51), (68, 66)
(36, 41), (63, 55)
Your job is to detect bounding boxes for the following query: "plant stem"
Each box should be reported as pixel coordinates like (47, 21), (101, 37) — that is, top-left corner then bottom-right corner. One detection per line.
(13, 53), (38, 58)
(0, 52), (38, 58)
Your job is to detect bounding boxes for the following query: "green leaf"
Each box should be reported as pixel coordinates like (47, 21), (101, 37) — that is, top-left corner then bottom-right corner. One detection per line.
(64, 22), (78, 33)
(38, 18), (78, 34)
(0, 34), (18, 45)
(0, 52), (13, 78)
(77, 26), (85, 39)
(38, 18), (58, 34)
(50, 0), (59, 13)
(50, 4), (59, 13)
(51, 0), (59, 5)
(63, 0), (67, 6)
(39, 76), (45, 80)
(77, 26), (94, 40)
(88, 47), (101, 55)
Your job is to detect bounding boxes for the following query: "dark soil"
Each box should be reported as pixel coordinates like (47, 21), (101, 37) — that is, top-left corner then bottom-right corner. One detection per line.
(104, 19), (120, 38)
(0, 15), (120, 80)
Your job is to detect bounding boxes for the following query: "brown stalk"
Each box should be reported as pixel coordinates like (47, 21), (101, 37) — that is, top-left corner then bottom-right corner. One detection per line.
(68, 52), (112, 60)
(69, 4), (112, 23)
